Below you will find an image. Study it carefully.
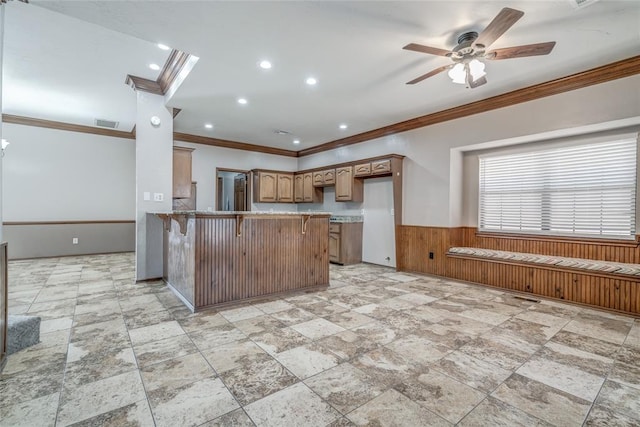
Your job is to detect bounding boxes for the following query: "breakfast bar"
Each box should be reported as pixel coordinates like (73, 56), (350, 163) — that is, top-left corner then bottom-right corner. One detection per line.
(155, 211), (330, 311)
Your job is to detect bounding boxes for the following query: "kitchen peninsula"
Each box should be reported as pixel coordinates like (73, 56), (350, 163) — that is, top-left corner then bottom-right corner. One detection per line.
(155, 211), (330, 311)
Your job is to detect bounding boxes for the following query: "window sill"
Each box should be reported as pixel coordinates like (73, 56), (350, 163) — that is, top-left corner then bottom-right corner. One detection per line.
(475, 231), (640, 248)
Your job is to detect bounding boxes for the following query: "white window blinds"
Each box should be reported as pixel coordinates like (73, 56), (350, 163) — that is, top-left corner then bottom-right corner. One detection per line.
(479, 135), (638, 240)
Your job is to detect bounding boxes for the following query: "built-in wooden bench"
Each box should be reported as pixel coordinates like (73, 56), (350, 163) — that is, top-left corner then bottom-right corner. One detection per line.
(446, 246), (640, 315)
(447, 247), (640, 280)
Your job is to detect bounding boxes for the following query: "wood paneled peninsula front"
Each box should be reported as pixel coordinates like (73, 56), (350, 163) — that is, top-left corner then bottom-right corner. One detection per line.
(155, 211), (331, 311)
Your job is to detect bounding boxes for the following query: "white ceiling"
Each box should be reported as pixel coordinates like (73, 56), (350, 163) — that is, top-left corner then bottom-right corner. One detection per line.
(4, 1), (640, 150)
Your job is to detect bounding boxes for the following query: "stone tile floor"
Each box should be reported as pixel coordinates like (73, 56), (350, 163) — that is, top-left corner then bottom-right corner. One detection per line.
(1, 253), (639, 426)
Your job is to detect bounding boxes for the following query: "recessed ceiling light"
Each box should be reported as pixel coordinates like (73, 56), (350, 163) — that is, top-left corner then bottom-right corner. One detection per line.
(157, 43), (170, 51)
(259, 60), (272, 69)
(293, 139), (300, 145)
(339, 124), (348, 130)
(305, 77), (317, 86)
(204, 123), (213, 129)
(149, 63), (161, 71)
(237, 98), (248, 105)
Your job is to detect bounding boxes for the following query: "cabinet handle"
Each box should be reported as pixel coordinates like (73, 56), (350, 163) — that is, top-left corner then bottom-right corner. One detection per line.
(236, 215), (244, 237)
(301, 215), (310, 235)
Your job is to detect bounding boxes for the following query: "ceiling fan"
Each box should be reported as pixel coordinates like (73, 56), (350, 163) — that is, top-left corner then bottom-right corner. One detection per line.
(403, 7), (556, 88)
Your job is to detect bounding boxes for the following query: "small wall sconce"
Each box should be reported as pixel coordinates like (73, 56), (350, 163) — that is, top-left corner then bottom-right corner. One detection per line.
(1, 139), (9, 157)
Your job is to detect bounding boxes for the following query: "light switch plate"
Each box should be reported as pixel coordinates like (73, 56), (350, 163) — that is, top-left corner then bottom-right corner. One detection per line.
(153, 193), (164, 202)
(143, 192), (150, 201)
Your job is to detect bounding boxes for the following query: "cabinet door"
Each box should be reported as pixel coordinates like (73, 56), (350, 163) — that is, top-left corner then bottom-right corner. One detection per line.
(323, 169), (336, 185)
(335, 166), (353, 201)
(173, 147), (194, 198)
(371, 159), (391, 175)
(277, 173), (294, 203)
(313, 172), (324, 187)
(294, 174), (305, 202)
(354, 163), (371, 177)
(302, 173), (314, 202)
(259, 172), (278, 202)
(329, 233), (341, 263)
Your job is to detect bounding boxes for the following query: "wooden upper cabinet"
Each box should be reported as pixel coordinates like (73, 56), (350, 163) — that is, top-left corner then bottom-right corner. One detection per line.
(354, 163), (371, 177)
(313, 172), (324, 187)
(295, 173), (323, 203)
(312, 169), (336, 187)
(303, 172), (323, 203)
(371, 159), (391, 175)
(277, 173), (294, 203)
(257, 171), (278, 202)
(173, 147), (194, 199)
(323, 169), (336, 185)
(294, 174), (305, 202)
(335, 166), (363, 202)
(253, 170), (294, 203)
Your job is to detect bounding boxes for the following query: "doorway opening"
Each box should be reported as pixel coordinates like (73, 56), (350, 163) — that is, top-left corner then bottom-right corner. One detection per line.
(216, 168), (250, 211)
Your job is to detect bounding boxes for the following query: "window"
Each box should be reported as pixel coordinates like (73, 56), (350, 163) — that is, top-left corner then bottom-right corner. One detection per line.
(479, 135), (638, 240)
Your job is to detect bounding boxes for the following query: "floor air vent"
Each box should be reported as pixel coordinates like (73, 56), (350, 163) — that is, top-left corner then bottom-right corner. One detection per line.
(513, 296), (541, 303)
(95, 119), (119, 129)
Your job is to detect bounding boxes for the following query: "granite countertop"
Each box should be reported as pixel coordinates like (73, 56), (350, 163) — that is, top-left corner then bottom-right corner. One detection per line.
(153, 211), (332, 216)
(329, 215), (364, 223)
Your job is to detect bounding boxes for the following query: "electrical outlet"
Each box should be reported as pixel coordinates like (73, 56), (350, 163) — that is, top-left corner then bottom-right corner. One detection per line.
(72, 238), (79, 245)
(153, 193), (164, 202)
(429, 252), (434, 259)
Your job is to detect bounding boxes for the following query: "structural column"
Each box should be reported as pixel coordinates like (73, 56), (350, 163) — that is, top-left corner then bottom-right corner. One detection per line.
(134, 91), (173, 281)
(0, 5), (5, 242)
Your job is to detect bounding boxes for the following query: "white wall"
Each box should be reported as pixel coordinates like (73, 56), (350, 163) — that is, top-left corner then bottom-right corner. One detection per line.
(2, 123), (135, 220)
(0, 5), (4, 242)
(174, 141), (299, 212)
(300, 74), (640, 228)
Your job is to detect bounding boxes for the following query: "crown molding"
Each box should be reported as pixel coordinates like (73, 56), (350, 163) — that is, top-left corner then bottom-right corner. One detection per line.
(125, 75), (162, 95)
(126, 48), (192, 96)
(158, 50), (191, 93)
(2, 114), (135, 139)
(174, 132), (298, 158)
(298, 55), (640, 156)
(2, 114), (298, 157)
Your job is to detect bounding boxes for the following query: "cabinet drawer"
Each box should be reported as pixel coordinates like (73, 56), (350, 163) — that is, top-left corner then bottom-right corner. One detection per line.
(371, 159), (391, 175)
(312, 172), (324, 186)
(323, 169), (336, 185)
(329, 224), (341, 233)
(353, 163), (371, 177)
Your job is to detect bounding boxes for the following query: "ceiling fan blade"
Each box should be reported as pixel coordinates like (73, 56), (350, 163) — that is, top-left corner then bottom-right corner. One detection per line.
(474, 7), (524, 49)
(403, 43), (451, 57)
(486, 41), (556, 60)
(469, 76), (487, 89)
(406, 65), (450, 85)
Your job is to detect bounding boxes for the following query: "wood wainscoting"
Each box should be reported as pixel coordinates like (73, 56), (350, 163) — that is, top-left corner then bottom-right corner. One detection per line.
(396, 225), (640, 315)
(161, 212), (330, 311)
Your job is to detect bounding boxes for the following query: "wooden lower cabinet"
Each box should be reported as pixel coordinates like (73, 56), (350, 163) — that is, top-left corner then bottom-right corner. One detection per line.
(329, 222), (363, 265)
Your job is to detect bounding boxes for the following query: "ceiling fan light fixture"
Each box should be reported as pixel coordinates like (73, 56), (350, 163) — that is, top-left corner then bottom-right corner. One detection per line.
(469, 59), (486, 80)
(448, 63), (466, 84)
